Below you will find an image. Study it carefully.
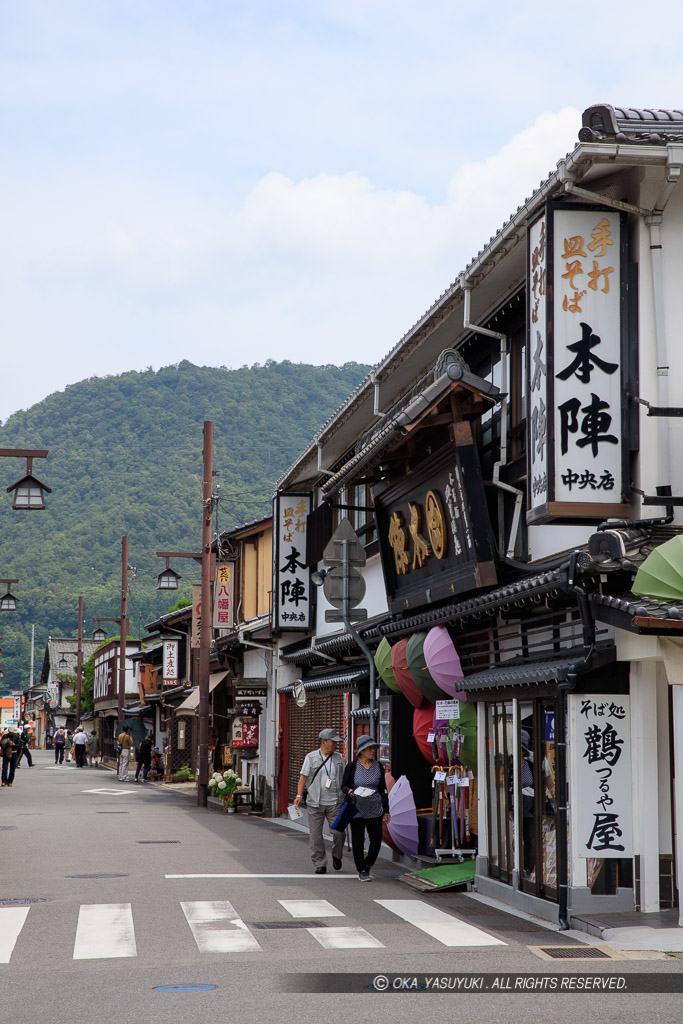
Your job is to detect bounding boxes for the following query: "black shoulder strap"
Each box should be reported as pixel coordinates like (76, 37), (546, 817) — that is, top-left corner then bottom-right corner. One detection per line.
(308, 753), (332, 786)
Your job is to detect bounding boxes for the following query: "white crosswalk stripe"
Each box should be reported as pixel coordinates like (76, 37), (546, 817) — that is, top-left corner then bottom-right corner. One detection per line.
(0, 896), (504, 963)
(73, 904), (137, 959)
(375, 899), (506, 947)
(180, 901), (262, 953)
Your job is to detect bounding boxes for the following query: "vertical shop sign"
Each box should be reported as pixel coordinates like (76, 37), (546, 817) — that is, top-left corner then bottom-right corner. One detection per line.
(191, 583), (202, 649)
(570, 694), (632, 858)
(528, 206), (629, 523)
(162, 639), (179, 688)
(272, 492), (311, 631)
(213, 562), (235, 630)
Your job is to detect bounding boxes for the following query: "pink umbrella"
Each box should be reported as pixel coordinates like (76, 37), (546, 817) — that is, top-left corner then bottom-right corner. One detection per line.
(423, 625), (464, 697)
(387, 774), (419, 857)
(391, 638), (428, 709)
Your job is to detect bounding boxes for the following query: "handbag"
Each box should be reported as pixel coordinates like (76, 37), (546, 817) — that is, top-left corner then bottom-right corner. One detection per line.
(331, 796), (358, 832)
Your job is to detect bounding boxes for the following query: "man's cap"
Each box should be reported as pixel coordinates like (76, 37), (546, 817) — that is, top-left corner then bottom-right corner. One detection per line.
(319, 728), (342, 743)
(356, 735), (379, 754)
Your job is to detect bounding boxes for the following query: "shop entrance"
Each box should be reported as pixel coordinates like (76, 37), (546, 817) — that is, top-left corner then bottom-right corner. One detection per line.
(486, 700), (514, 884)
(519, 699), (558, 901)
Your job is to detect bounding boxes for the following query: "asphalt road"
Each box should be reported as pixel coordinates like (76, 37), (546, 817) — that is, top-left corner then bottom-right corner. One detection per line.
(1, 750), (681, 1024)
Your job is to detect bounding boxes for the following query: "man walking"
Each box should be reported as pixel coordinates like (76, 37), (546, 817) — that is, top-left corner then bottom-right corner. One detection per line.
(1, 729), (16, 787)
(73, 727), (88, 768)
(293, 728), (346, 874)
(17, 726), (33, 767)
(117, 725), (133, 781)
(135, 733), (153, 782)
(53, 726), (67, 764)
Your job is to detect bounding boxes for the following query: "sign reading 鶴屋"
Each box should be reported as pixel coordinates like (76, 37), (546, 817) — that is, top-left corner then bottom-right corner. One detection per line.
(527, 205), (630, 523)
(570, 694), (632, 859)
(272, 492), (311, 632)
(374, 441), (497, 609)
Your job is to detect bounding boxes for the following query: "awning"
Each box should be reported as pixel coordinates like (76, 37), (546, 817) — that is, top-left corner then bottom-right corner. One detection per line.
(458, 653), (590, 693)
(175, 671), (230, 713)
(278, 667), (368, 695)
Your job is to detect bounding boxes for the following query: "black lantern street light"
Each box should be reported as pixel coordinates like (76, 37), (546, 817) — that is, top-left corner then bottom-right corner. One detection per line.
(58, 654), (69, 672)
(1, 449), (51, 510)
(155, 556), (183, 591)
(0, 580), (19, 611)
(92, 621), (108, 644)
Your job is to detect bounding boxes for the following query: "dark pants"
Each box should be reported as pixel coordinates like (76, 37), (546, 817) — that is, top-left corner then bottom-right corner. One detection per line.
(19, 745), (33, 767)
(135, 759), (151, 781)
(2, 754), (17, 785)
(350, 815), (383, 873)
(54, 743), (65, 764)
(75, 744), (87, 767)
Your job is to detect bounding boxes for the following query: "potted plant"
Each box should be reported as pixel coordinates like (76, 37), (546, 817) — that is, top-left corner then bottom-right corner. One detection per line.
(209, 769), (240, 812)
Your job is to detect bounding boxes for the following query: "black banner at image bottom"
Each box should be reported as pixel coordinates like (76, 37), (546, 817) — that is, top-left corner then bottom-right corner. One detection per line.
(278, 973), (683, 994)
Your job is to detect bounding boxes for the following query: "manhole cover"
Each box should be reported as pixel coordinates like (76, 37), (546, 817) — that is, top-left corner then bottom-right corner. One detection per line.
(67, 874), (128, 879)
(0, 826), (17, 831)
(96, 811), (129, 814)
(136, 840), (180, 845)
(153, 985), (216, 992)
(250, 920), (325, 930)
(0, 897), (50, 906)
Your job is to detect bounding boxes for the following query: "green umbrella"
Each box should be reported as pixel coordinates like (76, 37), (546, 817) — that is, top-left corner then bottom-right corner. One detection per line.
(406, 632), (444, 704)
(374, 637), (401, 694)
(434, 700), (478, 772)
(633, 535), (683, 601)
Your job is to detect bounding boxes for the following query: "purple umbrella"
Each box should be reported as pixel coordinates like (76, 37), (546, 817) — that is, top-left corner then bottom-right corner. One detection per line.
(387, 774), (419, 858)
(423, 626), (464, 697)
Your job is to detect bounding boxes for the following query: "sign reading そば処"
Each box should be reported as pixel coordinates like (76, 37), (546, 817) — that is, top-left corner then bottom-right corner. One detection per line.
(527, 205), (630, 523)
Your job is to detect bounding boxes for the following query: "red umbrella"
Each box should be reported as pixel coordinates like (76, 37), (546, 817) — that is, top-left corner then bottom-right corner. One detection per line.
(423, 625), (464, 697)
(413, 706), (446, 765)
(391, 637), (428, 708)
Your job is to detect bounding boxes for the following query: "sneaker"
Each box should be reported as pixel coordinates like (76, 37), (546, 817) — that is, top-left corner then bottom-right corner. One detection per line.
(332, 856), (342, 871)
(314, 866), (327, 874)
(358, 870), (370, 881)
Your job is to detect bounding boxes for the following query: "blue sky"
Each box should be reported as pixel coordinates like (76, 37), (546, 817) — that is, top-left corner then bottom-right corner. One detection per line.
(2, 0), (682, 421)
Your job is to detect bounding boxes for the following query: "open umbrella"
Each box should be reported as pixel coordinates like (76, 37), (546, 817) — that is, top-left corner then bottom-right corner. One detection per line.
(387, 774), (419, 857)
(423, 626), (464, 697)
(406, 632), (445, 703)
(374, 637), (401, 694)
(413, 705), (446, 766)
(633, 535), (683, 601)
(391, 637), (428, 708)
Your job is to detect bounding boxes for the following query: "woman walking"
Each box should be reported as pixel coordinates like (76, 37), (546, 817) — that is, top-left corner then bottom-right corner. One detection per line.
(342, 736), (390, 881)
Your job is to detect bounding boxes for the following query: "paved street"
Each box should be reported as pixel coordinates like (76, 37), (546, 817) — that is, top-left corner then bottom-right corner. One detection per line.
(1, 751), (681, 1023)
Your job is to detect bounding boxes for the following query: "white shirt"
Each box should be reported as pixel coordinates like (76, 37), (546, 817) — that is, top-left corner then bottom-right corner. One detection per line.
(73, 732), (88, 745)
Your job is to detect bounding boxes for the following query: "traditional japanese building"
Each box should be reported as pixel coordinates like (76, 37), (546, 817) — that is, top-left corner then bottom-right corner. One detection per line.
(271, 103), (683, 927)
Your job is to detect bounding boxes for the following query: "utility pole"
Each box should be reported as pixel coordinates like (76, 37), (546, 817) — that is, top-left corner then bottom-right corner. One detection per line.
(76, 596), (83, 724)
(118, 536), (128, 723)
(198, 420), (213, 808)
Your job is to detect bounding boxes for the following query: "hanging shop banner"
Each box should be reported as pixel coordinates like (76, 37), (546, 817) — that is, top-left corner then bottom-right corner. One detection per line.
(569, 694), (632, 859)
(374, 441), (497, 609)
(191, 583), (202, 649)
(93, 647), (116, 702)
(13, 695), (21, 720)
(272, 492), (312, 632)
(231, 716), (259, 748)
(527, 205), (630, 524)
(213, 562), (235, 630)
(162, 639), (179, 687)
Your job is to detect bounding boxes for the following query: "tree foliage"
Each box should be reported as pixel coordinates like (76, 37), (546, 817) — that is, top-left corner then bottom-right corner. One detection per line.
(0, 360), (369, 692)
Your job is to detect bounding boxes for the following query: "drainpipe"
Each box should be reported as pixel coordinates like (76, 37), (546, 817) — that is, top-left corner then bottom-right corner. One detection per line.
(459, 275), (524, 558)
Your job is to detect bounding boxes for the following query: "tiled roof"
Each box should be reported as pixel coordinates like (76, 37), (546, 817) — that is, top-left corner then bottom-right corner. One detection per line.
(580, 104), (683, 144)
(458, 652), (592, 692)
(277, 666), (368, 694)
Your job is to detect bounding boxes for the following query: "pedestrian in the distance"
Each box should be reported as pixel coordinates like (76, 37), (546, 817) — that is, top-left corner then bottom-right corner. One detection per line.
(53, 726), (67, 764)
(73, 727), (88, 768)
(117, 725), (133, 781)
(17, 726), (33, 767)
(65, 729), (73, 762)
(293, 728), (346, 874)
(342, 736), (390, 881)
(88, 729), (100, 766)
(1, 729), (16, 787)
(135, 733), (153, 783)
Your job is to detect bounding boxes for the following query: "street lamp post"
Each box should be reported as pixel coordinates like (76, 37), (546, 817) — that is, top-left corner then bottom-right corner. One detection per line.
(76, 596), (84, 724)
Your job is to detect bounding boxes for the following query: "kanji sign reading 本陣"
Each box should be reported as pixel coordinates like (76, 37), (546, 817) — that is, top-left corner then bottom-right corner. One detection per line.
(527, 206), (629, 523)
(213, 562), (235, 630)
(570, 694), (632, 859)
(272, 492), (311, 632)
(162, 639), (179, 687)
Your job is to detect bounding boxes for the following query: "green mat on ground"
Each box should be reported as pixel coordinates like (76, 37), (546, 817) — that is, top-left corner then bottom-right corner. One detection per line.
(410, 861), (476, 887)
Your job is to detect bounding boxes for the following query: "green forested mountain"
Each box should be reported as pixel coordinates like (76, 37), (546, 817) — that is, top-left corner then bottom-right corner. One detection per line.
(0, 360), (369, 694)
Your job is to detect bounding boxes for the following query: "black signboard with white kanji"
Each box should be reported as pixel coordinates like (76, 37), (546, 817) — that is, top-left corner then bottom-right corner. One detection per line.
(374, 439), (497, 609)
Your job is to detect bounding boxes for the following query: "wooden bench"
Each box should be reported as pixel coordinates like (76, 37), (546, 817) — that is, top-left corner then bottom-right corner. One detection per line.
(232, 786), (255, 811)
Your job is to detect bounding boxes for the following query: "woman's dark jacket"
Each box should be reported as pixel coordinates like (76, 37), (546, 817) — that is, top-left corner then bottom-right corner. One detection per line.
(341, 758), (389, 815)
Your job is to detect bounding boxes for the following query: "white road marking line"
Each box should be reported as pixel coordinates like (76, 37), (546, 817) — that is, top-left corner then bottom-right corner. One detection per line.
(181, 901), (261, 953)
(307, 926), (384, 949)
(73, 904), (137, 959)
(279, 899), (345, 918)
(82, 788), (136, 795)
(0, 907), (30, 963)
(375, 899), (506, 947)
(165, 873), (358, 879)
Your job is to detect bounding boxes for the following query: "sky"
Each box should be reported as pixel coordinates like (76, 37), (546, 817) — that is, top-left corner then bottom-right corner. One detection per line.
(2, 0), (683, 423)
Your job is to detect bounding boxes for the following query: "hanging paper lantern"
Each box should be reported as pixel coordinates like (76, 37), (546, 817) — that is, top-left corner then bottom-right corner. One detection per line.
(390, 637), (427, 708)
(406, 632), (445, 703)
(374, 636), (401, 694)
(423, 625), (464, 697)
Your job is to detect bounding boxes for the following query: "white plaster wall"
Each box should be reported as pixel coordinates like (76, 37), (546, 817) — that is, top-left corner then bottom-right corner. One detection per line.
(243, 647), (268, 680)
(656, 660), (673, 855)
(527, 525), (594, 564)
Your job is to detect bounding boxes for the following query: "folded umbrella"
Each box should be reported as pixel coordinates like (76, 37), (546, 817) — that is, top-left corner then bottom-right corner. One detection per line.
(387, 774), (419, 858)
